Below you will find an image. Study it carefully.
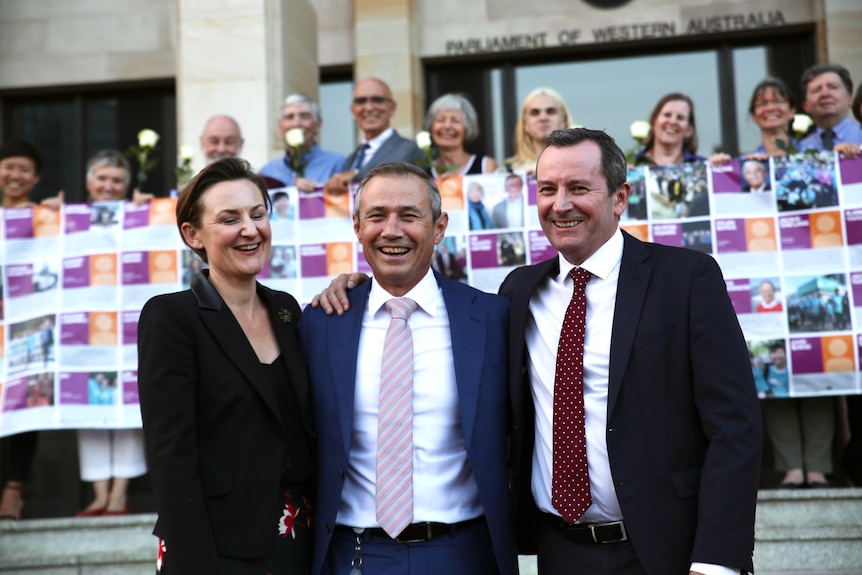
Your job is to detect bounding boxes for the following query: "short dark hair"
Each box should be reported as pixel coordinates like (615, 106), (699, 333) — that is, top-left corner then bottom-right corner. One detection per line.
(175, 157), (270, 262)
(505, 173), (524, 186)
(541, 128), (627, 194)
(801, 64), (853, 95)
(354, 162), (442, 221)
(768, 342), (785, 354)
(643, 93), (699, 155)
(748, 77), (796, 115)
(272, 191), (289, 202)
(0, 140), (42, 173)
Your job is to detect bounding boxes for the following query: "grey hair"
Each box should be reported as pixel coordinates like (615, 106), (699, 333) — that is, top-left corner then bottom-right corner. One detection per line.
(283, 93), (321, 123)
(86, 150), (131, 188)
(354, 162), (442, 222)
(424, 93), (480, 142)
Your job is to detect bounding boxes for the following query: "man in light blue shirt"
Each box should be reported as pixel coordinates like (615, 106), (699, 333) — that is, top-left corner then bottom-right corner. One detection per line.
(798, 64), (862, 157)
(259, 94), (345, 191)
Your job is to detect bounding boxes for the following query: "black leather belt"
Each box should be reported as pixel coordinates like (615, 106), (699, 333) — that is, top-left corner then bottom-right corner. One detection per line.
(338, 517), (483, 543)
(544, 513), (628, 544)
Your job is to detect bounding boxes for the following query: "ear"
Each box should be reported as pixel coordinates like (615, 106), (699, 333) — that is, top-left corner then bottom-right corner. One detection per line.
(353, 214), (361, 239)
(181, 222), (203, 251)
(612, 183), (631, 218)
(433, 212), (449, 244)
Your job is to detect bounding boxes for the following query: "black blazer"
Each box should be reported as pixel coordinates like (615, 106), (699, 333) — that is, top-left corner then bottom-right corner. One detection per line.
(138, 272), (312, 574)
(343, 130), (422, 179)
(500, 231), (762, 575)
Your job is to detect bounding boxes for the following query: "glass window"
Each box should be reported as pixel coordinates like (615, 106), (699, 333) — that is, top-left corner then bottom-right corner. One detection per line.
(319, 79), (355, 157)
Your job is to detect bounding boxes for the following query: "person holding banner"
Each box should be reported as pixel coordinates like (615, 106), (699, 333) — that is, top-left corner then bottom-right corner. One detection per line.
(506, 87), (572, 173)
(798, 64), (862, 158)
(634, 92), (705, 166)
(425, 93), (497, 177)
(138, 158), (314, 575)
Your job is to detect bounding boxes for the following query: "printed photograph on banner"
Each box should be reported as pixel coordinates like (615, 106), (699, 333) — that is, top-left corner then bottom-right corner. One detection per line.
(180, 249), (207, 290)
(790, 335), (856, 395)
(57, 311), (120, 368)
(296, 185), (352, 243)
(715, 217), (777, 254)
(623, 167), (648, 221)
(431, 236), (467, 283)
(784, 273), (850, 334)
(463, 173), (525, 231)
(646, 163), (709, 220)
(58, 371), (118, 405)
(730, 276), (786, 340)
(268, 188), (298, 244)
(7, 314), (55, 377)
(774, 153), (838, 212)
(468, 231), (526, 293)
(3, 259), (60, 322)
(297, 241), (354, 301)
(620, 223), (649, 243)
(710, 159), (776, 216)
(838, 156), (862, 204)
(436, 176), (466, 232)
(4, 206), (61, 262)
(123, 198), (179, 249)
(748, 339), (788, 398)
(651, 220), (713, 254)
(779, 210), (844, 252)
(90, 202), (120, 228)
(2, 373), (54, 412)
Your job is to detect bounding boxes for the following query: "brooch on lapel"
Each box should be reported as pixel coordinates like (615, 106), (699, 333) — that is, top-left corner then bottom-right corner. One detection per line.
(278, 308), (293, 324)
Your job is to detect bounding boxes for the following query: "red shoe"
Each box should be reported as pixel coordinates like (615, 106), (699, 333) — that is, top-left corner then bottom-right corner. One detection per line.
(102, 507), (129, 516)
(75, 507), (106, 517)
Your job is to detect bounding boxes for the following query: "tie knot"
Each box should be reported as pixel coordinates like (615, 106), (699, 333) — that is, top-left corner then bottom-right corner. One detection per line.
(569, 267), (591, 290)
(821, 129), (836, 150)
(385, 298), (417, 320)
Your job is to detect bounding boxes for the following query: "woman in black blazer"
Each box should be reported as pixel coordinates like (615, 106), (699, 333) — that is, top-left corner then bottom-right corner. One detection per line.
(138, 158), (314, 575)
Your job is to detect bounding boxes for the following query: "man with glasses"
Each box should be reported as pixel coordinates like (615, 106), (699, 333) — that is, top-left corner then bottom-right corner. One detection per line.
(324, 78), (422, 195)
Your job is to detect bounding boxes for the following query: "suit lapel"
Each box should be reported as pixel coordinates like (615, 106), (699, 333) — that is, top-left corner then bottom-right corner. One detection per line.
(607, 232), (650, 415)
(329, 281), (372, 456)
(439, 274), (483, 449)
(362, 131), (400, 175)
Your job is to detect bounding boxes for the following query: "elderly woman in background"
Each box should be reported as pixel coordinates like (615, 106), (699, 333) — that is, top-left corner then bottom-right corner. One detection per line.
(138, 157), (313, 574)
(425, 93), (497, 177)
(635, 92), (705, 166)
(505, 87), (571, 173)
(76, 150), (150, 517)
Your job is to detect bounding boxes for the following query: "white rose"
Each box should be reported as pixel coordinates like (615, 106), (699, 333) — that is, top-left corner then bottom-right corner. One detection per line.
(286, 128), (305, 148)
(792, 114), (814, 135)
(138, 129), (160, 148)
(629, 120), (651, 141)
(179, 145), (195, 162)
(415, 131), (432, 149)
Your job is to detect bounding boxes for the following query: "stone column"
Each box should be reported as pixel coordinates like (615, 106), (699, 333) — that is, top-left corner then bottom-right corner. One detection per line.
(176, 0), (319, 172)
(353, 0), (422, 138)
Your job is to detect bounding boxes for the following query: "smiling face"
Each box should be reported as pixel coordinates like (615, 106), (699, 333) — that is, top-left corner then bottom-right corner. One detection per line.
(770, 346), (786, 369)
(181, 179), (271, 284)
(759, 281), (775, 304)
(0, 156), (39, 206)
(803, 71), (852, 126)
(743, 161), (766, 190)
(351, 79), (396, 141)
(523, 94), (567, 145)
(278, 101), (319, 148)
(200, 116), (244, 162)
(87, 165), (128, 202)
(354, 174), (447, 296)
(751, 86), (794, 133)
(431, 108), (465, 150)
(536, 141), (629, 266)
(652, 99), (693, 150)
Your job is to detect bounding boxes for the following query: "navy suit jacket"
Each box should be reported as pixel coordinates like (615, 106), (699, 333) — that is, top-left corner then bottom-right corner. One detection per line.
(343, 130), (422, 180)
(300, 272), (517, 575)
(500, 231), (762, 575)
(138, 273), (313, 574)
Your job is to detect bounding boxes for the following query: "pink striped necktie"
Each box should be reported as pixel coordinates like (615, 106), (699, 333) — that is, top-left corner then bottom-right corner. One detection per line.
(552, 267), (592, 524)
(376, 297), (418, 538)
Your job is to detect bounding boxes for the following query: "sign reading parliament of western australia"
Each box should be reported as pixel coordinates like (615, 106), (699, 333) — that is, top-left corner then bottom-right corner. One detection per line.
(443, 10), (787, 55)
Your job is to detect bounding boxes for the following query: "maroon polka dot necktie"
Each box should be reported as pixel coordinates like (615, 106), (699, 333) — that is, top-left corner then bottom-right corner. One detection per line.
(552, 267), (592, 524)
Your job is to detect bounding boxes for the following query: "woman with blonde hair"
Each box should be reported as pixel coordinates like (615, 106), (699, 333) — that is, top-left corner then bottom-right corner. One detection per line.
(505, 87), (571, 173)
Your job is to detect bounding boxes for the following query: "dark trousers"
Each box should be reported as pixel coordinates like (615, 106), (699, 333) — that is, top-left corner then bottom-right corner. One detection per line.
(324, 518), (498, 575)
(537, 521), (647, 575)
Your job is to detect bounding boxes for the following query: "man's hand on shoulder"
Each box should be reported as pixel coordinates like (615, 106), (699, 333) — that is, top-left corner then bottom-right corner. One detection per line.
(310, 273), (370, 315)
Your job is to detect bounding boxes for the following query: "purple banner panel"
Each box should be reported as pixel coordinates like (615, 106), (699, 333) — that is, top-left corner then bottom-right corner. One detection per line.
(852, 272), (862, 308)
(4, 208), (34, 239)
(122, 310), (140, 346)
(469, 233), (499, 269)
(64, 205), (92, 234)
(529, 230), (556, 263)
(789, 337), (823, 375)
(527, 175), (537, 206)
(711, 160), (742, 194)
(356, 244), (372, 275)
(715, 218), (748, 254)
(298, 192), (326, 220)
(651, 223), (682, 248)
(123, 203), (151, 229)
(59, 372), (89, 405)
(63, 256), (90, 289)
(299, 244), (328, 277)
(60, 312), (90, 345)
(845, 209), (862, 246)
(121, 251), (150, 285)
(2, 376), (29, 411)
(778, 214), (812, 251)
(725, 278), (752, 315)
(5, 264), (34, 298)
(122, 370), (139, 404)
(840, 157), (862, 185)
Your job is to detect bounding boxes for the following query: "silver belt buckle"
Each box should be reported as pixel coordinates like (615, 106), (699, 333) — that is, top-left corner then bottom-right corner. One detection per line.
(394, 523), (431, 543)
(591, 520), (627, 543)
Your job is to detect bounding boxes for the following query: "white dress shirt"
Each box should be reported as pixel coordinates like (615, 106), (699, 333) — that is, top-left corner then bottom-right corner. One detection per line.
(336, 268), (483, 527)
(526, 228), (743, 575)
